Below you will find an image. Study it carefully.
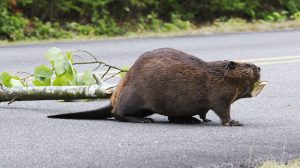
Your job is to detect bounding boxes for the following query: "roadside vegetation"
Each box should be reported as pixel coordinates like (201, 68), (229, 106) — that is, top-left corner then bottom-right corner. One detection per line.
(1, 0), (300, 42)
(260, 159), (300, 168)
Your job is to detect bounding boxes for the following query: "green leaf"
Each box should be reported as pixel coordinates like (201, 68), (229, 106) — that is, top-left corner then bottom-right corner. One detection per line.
(0, 72), (13, 88)
(45, 47), (65, 72)
(0, 73), (24, 87)
(10, 77), (24, 87)
(66, 51), (73, 62)
(33, 79), (51, 86)
(53, 69), (77, 86)
(45, 47), (64, 62)
(76, 74), (85, 86)
(61, 63), (76, 85)
(65, 61), (76, 78)
(34, 64), (53, 79)
(33, 65), (53, 86)
(119, 66), (130, 78)
(64, 72), (76, 84)
(82, 70), (96, 85)
(53, 59), (66, 76)
(44, 47), (75, 79)
(53, 76), (71, 86)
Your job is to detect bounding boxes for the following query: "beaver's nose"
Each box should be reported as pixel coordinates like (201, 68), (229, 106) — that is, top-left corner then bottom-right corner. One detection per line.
(257, 67), (261, 72)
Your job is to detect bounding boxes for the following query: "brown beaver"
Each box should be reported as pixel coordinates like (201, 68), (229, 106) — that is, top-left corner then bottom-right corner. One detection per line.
(48, 48), (261, 126)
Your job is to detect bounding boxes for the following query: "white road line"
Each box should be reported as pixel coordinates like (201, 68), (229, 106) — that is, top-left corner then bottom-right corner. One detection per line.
(237, 55), (300, 65)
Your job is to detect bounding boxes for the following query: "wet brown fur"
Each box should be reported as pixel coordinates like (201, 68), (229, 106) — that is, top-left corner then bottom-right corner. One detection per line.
(110, 48), (261, 126)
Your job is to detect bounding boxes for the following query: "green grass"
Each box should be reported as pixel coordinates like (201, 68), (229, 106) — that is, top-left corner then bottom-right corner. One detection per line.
(260, 159), (300, 168)
(1, 19), (300, 46)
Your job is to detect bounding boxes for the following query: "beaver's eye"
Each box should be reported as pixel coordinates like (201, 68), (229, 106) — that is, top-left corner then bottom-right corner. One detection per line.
(245, 64), (251, 68)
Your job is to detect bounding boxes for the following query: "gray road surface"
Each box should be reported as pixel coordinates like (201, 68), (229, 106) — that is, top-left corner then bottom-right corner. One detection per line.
(0, 30), (300, 168)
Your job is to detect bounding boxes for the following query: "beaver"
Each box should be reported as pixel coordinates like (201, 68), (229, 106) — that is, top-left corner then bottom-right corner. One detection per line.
(48, 48), (261, 126)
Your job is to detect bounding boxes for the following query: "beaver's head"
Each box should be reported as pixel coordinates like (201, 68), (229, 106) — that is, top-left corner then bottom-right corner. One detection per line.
(224, 61), (261, 85)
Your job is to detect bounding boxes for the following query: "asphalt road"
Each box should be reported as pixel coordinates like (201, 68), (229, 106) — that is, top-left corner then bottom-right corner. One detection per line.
(1, 30), (300, 168)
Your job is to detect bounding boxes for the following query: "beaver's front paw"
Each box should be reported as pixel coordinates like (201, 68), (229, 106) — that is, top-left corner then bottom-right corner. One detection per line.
(202, 118), (212, 122)
(223, 120), (243, 126)
(142, 118), (155, 123)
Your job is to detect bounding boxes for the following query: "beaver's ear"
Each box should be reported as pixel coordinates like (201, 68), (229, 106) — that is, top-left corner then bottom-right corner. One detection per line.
(225, 61), (237, 70)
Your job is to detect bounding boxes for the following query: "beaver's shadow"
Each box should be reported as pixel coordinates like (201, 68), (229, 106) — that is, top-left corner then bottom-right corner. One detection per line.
(47, 111), (221, 126)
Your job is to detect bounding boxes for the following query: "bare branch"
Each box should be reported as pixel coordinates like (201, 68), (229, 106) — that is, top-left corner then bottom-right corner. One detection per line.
(92, 64), (102, 71)
(17, 71), (32, 76)
(71, 50), (128, 79)
(8, 95), (18, 105)
(93, 73), (102, 85)
(72, 50), (128, 71)
(104, 71), (122, 81)
(16, 72), (34, 84)
(73, 52), (101, 71)
(101, 67), (111, 79)
(72, 50), (98, 62)
(73, 61), (125, 72)
(73, 54), (84, 61)
(20, 75), (34, 82)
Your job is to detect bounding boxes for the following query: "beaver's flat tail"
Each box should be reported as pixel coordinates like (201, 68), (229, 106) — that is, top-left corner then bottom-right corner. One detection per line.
(47, 104), (112, 120)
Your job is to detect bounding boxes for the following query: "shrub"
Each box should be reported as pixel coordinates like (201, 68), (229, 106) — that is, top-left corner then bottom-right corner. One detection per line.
(28, 19), (71, 40)
(66, 22), (94, 36)
(92, 14), (124, 36)
(291, 11), (300, 20)
(0, 9), (29, 40)
(263, 11), (288, 22)
(1, 0), (300, 41)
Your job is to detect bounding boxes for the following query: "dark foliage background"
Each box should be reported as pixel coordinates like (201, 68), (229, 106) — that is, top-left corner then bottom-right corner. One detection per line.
(1, 0), (300, 40)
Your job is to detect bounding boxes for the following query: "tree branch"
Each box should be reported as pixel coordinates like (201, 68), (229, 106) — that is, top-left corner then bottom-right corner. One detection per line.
(73, 61), (126, 72)
(72, 50), (128, 73)
(0, 83), (115, 103)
